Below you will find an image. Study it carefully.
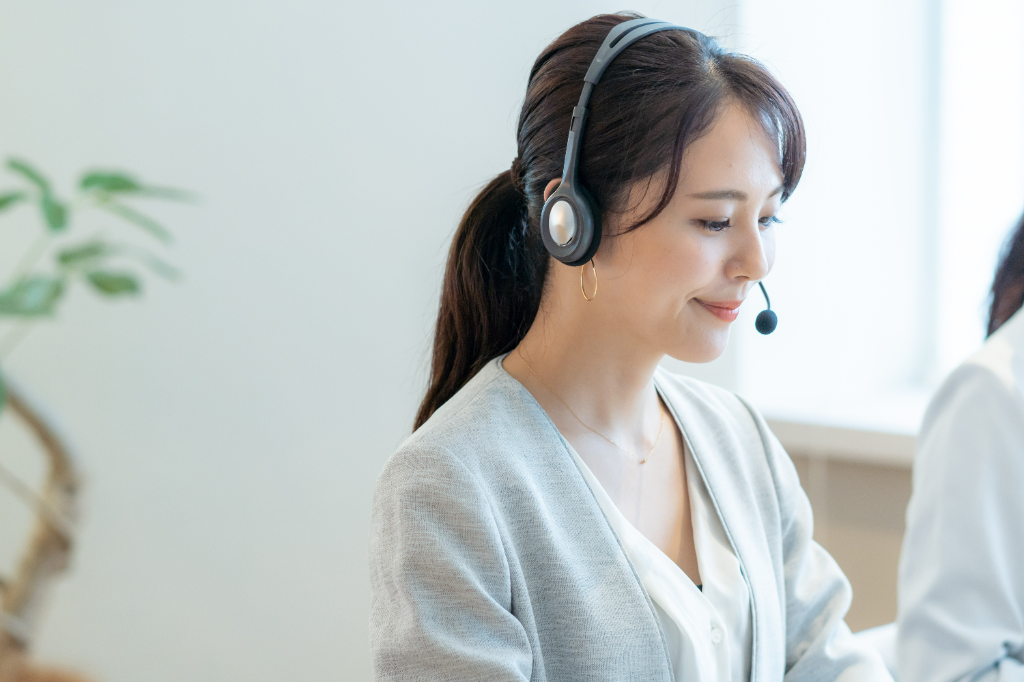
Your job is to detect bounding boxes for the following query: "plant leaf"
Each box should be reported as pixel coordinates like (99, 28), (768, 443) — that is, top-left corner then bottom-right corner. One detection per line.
(0, 277), (65, 316)
(132, 186), (195, 201)
(7, 158), (51, 192)
(41, 193), (67, 231)
(58, 240), (113, 266)
(95, 201), (172, 243)
(136, 252), (181, 280)
(81, 170), (194, 202)
(86, 271), (140, 296)
(0, 191), (26, 212)
(58, 240), (181, 281)
(80, 171), (143, 193)
(6, 160), (68, 229)
(0, 370), (6, 414)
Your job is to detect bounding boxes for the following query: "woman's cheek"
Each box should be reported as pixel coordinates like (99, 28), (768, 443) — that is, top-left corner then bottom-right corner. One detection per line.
(672, 237), (719, 285)
(763, 232), (777, 272)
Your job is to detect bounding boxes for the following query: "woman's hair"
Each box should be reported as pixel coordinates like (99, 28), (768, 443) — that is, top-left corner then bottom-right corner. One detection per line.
(988, 211), (1024, 336)
(415, 13), (806, 429)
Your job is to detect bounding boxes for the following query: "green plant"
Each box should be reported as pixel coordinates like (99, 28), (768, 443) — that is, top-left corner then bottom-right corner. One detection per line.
(0, 157), (190, 412)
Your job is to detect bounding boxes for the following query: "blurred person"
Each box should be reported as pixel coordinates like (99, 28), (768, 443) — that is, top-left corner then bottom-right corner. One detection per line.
(898, 212), (1024, 681)
(370, 13), (891, 682)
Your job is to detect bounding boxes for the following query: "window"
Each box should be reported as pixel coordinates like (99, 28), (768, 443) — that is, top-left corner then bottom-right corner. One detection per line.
(665, 0), (1024, 434)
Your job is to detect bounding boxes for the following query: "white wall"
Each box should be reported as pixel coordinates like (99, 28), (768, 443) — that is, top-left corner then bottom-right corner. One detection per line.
(0, 1), (737, 680)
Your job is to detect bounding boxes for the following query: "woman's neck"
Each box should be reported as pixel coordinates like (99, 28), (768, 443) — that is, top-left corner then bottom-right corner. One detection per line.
(505, 295), (664, 448)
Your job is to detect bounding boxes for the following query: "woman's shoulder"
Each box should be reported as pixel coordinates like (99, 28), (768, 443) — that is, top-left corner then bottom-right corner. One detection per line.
(380, 357), (562, 488)
(965, 305), (1024, 394)
(917, 312), (1024, 477)
(407, 357), (547, 443)
(925, 311), (1024, 436)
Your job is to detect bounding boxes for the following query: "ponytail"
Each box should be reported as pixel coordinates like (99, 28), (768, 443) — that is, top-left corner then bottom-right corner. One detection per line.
(414, 170), (547, 429)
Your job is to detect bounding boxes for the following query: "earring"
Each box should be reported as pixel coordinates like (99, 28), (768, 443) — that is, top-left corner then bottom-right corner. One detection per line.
(580, 259), (597, 301)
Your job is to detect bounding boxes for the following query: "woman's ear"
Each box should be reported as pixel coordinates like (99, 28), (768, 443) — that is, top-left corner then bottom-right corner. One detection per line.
(543, 178), (562, 202)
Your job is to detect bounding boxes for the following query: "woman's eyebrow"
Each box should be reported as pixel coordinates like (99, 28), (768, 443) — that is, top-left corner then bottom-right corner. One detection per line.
(687, 185), (784, 201)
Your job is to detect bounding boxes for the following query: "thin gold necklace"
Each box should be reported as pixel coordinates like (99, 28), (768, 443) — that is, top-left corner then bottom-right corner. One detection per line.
(516, 347), (666, 464)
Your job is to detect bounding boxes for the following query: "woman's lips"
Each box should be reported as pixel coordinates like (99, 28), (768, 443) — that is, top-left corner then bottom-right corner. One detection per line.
(696, 299), (742, 322)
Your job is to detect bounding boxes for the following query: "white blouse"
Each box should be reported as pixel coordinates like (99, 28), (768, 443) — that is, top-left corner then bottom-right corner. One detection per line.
(897, 307), (1024, 682)
(569, 443), (753, 682)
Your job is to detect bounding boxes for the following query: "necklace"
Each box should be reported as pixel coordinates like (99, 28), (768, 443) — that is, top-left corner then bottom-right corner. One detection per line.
(516, 347), (666, 464)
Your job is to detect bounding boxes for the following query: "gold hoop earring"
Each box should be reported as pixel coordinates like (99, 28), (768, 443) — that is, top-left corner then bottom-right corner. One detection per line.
(580, 259), (597, 301)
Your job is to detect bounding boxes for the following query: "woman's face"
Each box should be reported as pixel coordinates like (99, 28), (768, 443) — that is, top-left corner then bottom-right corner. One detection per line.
(592, 102), (784, 364)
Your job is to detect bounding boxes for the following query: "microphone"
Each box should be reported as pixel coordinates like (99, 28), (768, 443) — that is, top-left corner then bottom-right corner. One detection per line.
(755, 281), (777, 335)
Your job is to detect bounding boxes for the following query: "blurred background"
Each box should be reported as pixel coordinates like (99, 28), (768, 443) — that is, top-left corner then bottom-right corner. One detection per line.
(0, 0), (1021, 680)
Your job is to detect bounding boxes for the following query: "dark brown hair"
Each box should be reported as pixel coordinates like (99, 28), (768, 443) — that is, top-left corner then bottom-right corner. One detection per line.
(988, 211), (1024, 335)
(415, 13), (806, 429)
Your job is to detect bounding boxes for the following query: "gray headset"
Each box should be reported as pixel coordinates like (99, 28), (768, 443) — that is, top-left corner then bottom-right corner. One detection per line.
(540, 18), (694, 266)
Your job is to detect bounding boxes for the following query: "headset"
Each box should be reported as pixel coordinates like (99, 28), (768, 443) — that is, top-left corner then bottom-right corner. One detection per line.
(539, 17), (778, 335)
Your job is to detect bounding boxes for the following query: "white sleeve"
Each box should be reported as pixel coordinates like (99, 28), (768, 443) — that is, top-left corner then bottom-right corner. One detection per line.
(897, 363), (1024, 682)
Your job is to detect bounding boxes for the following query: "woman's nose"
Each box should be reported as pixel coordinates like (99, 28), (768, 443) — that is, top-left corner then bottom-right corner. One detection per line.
(727, 220), (770, 282)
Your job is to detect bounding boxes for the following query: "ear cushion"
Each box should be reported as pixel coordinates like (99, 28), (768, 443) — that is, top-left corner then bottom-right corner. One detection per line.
(567, 183), (601, 266)
(540, 182), (602, 266)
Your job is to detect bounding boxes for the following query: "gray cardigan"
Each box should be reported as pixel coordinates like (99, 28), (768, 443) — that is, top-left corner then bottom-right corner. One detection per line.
(370, 358), (891, 681)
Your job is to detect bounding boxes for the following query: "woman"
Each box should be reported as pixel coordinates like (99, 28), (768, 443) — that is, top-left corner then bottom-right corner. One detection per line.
(897, 214), (1024, 682)
(370, 13), (890, 682)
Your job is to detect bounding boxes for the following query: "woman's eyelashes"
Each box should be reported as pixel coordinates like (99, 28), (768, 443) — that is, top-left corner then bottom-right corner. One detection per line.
(695, 215), (780, 232)
(697, 218), (731, 232)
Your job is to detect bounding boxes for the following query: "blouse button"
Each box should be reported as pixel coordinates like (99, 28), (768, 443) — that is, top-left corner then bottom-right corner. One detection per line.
(710, 626), (723, 645)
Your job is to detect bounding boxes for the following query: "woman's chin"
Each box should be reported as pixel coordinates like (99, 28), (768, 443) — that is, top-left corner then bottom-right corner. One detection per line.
(665, 330), (730, 364)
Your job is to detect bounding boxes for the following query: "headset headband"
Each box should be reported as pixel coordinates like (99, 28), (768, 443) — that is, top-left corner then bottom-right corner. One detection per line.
(560, 19), (692, 181)
(541, 17), (694, 267)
